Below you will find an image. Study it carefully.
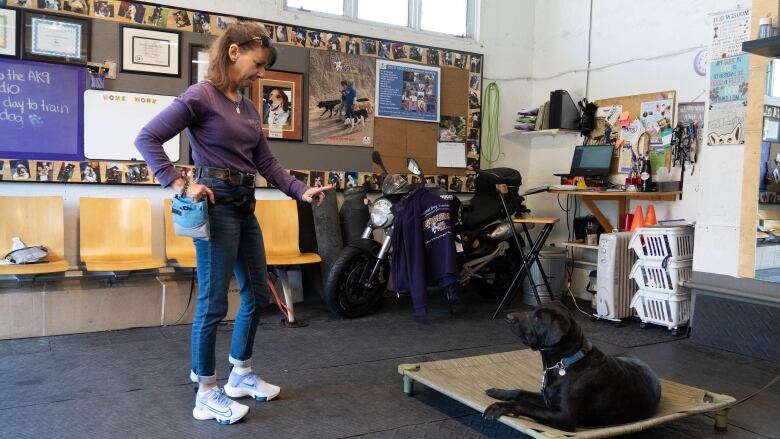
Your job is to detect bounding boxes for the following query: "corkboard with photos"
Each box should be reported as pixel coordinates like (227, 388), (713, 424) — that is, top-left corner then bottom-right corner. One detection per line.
(0, 0), (483, 192)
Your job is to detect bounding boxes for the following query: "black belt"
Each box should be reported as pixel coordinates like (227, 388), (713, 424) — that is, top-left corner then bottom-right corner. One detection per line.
(196, 166), (256, 188)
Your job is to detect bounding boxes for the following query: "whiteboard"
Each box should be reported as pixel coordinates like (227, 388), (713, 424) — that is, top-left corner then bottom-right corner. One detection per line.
(84, 90), (180, 161)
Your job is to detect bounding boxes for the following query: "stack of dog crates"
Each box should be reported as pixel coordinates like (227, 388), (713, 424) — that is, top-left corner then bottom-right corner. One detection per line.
(628, 225), (694, 336)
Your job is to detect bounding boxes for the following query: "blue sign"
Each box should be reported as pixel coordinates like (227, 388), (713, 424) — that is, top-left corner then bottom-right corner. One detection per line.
(0, 59), (84, 160)
(375, 60), (440, 122)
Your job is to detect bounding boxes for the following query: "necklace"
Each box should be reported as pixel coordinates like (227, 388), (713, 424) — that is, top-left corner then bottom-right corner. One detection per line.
(231, 95), (241, 114)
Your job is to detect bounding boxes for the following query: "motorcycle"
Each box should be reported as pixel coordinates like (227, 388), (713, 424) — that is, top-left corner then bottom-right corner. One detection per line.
(324, 152), (528, 318)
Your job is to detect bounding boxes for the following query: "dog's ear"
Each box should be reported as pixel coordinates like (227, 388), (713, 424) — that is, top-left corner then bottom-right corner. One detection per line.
(540, 309), (572, 347)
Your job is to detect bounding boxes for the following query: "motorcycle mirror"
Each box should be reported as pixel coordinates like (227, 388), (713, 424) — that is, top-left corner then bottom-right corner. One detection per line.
(372, 151), (388, 175)
(407, 158), (422, 176)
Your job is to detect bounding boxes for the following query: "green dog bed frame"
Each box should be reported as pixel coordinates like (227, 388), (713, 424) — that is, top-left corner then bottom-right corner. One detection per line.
(398, 350), (735, 438)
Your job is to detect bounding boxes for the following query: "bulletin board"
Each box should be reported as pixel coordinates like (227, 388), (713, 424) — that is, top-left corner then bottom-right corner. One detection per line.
(374, 66), (469, 176)
(592, 90), (676, 176)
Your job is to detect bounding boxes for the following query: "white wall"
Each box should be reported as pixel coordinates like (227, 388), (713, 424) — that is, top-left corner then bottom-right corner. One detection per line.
(492, 0), (746, 276)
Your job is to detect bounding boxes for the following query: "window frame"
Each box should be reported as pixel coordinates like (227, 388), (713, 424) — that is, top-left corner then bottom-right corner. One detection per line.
(283, 0), (478, 40)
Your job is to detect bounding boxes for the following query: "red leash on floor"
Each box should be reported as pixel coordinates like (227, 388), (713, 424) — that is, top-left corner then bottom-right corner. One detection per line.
(267, 277), (291, 319)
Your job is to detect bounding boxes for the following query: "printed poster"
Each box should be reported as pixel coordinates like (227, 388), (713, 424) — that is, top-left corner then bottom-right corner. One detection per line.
(710, 8), (751, 59)
(708, 101), (745, 145)
(709, 55), (749, 104)
(308, 50), (376, 147)
(375, 59), (440, 122)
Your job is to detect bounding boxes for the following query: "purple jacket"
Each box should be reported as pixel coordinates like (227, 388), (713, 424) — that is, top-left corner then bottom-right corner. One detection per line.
(391, 188), (458, 315)
(134, 81), (308, 200)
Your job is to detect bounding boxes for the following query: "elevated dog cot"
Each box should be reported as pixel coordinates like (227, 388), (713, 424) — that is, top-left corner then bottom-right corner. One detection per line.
(398, 350), (734, 439)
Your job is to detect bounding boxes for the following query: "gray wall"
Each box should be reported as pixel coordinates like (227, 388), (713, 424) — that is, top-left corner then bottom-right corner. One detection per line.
(92, 20), (372, 171)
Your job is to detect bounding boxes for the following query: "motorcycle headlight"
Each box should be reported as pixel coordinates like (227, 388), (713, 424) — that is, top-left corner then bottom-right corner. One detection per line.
(370, 198), (394, 229)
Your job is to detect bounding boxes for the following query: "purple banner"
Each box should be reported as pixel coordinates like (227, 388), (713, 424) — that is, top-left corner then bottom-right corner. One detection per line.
(0, 59), (84, 161)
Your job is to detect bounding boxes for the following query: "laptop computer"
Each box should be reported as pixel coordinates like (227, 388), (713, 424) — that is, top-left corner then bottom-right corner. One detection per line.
(553, 145), (614, 177)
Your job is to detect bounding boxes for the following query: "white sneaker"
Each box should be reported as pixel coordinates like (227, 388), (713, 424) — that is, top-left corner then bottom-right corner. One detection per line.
(192, 387), (249, 425)
(224, 371), (281, 401)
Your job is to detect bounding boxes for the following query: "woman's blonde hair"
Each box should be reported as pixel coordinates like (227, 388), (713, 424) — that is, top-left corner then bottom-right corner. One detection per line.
(206, 21), (276, 91)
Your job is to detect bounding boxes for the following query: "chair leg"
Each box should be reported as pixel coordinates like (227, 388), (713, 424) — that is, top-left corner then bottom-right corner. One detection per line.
(277, 268), (296, 323)
(523, 223), (556, 301)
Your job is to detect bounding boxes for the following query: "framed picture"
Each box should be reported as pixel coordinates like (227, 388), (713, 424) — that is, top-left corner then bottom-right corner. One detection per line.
(21, 10), (89, 65)
(121, 25), (180, 77)
(0, 7), (19, 58)
(189, 43), (208, 84)
(252, 70), (303, 141)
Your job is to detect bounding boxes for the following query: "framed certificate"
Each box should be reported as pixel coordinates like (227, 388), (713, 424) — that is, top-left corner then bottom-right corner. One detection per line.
(0, 7), (19, 59)
(121, 26), (180, 77)
(22, 11), (89, 65)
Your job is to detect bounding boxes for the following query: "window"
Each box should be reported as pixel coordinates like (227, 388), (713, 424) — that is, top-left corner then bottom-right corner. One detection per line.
(357, 0), (409, 27)
(285, 0), (344, 16)
(421, 0), (467, 36)
(283, 0), (477, 39)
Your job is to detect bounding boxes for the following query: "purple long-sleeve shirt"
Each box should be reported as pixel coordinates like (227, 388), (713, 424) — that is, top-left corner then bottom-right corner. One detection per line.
(134, 81), (308, 200)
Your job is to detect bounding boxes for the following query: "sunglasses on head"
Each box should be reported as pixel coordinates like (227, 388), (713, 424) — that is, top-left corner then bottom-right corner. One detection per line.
(238, 35), (273, 47)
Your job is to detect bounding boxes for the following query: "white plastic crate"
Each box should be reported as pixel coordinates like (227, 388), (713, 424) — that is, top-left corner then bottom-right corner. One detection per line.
(629, 226), (694, 262)
(629, 259), (692, 294)
(630, 289), (690, 331)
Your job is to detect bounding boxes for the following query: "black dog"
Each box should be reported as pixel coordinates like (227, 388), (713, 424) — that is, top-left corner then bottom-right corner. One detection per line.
(343, 109), (369, 133)
(484, 302), (661, 431)
(317, 99), (342, 118)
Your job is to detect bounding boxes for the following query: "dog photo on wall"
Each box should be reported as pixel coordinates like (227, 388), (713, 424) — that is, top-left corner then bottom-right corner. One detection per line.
(426, 48), (440, 66)
(362, 39), (377, 56)
(308, 50), (375, 147)
(10, 160), (30, 181)
(94, 0), (114, 17)
(57, 162), (76, 183)
(146, 6), (167, 27)
(104, 163), (122, 184)
(36, 161), (53, 181)
(309, 171), (325, 188)
(63, 0), (89, 14)
(192, 12), (210, 34)
(328, 172), (343, 190)
(80, 162), (101, 183)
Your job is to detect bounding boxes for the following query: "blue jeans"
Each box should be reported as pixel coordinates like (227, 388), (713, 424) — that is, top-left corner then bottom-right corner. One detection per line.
(190, 177), (270, 384)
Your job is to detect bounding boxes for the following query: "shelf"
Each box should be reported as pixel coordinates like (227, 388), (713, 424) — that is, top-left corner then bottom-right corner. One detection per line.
(563, 242), (599, 250)
(502, 128), (580, 139)
(742, 36), (780, 57)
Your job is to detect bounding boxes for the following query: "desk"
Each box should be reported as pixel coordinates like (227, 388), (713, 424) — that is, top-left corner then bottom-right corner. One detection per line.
(547, 190), (682, 232)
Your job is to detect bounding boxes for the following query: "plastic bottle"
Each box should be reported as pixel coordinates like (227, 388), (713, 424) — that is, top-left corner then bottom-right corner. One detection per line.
(759, 16), (772, 38)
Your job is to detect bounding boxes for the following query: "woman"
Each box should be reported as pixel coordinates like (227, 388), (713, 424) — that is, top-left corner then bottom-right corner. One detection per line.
(135, 22), (330, 425)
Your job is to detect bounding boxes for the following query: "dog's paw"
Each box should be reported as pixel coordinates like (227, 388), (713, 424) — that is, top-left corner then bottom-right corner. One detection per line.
(485, 388), (518, 401)
(483, 402), (512, 421)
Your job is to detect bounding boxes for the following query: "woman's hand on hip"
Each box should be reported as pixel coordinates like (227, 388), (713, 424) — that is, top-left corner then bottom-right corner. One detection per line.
(187, 182), (216, 204)
(302, 185), (332, 206)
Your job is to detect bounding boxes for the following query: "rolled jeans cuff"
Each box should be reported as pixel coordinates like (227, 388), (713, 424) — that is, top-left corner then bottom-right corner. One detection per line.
(229, 355), (252, 368)
(190, 370), (217, 384)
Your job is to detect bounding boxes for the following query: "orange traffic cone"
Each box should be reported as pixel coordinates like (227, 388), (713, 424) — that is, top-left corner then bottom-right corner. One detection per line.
(630, 205), (645, 232)
(645, 205), (657, 226)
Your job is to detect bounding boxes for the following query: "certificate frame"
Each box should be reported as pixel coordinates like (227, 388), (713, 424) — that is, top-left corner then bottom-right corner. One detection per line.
(251, 70), (304, 141)
(189, 43), (209, 85)
(21, 11), (90, 65)
(121, 25), (180, 77)
(0, 7), (19, 59)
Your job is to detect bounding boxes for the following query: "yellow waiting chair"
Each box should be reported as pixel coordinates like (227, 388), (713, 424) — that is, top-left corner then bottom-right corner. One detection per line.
(255, 199), (321, 324)
(79, 197), (164, 272)
(0, 196), (69, 275)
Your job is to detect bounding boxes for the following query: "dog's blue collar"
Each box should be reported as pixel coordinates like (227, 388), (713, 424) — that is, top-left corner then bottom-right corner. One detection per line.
(561, 350), (587, 368)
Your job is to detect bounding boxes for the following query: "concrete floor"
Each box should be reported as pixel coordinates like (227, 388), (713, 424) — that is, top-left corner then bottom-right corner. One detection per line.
(1, 292), (778, 439)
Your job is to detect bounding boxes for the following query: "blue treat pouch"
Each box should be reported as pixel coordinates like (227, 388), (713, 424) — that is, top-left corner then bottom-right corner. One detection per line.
(171, 195), (210, 241)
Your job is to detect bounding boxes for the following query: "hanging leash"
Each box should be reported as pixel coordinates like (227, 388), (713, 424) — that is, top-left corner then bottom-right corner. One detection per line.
(483, 82), (502, 168)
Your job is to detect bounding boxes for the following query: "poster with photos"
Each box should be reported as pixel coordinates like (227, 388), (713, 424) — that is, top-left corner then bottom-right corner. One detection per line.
(308, 50), (376, 147)
(375, 59), (440, 122)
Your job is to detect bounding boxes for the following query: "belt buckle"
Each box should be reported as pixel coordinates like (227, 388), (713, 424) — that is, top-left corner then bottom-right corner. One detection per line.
(245, 174), (256, 188)
(228, 171), (242, 186)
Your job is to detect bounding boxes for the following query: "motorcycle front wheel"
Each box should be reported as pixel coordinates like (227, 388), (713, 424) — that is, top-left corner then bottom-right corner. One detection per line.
(324, 246), (389, 318)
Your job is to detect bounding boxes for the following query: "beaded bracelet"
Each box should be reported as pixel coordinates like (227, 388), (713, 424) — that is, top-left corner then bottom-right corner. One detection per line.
(180, 180), (190, 197)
